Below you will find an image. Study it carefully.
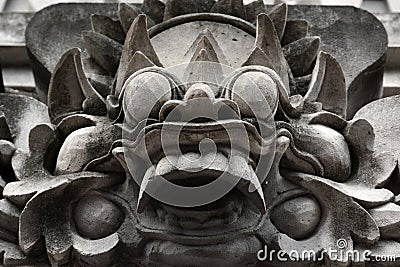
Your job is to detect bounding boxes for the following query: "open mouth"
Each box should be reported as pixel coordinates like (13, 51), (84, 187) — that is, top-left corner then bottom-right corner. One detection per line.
(121, 119), (274, 246)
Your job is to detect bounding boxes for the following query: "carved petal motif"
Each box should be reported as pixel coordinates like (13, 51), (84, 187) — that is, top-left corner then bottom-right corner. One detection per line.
(282, 172), (380, 263)
(304, 51), (347, 118)
(48, 48), (107, 124)
(6, 172), (125, 265)
(90, 14), (125, 44)
(115, 14), (162, 96)
(354, 95), (400, 177)
(164, 0), (215, 21)
(81, 30), (122, 75)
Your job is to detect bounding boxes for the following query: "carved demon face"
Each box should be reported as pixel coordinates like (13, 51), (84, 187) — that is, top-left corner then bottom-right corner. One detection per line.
(1, 2), (399, 267)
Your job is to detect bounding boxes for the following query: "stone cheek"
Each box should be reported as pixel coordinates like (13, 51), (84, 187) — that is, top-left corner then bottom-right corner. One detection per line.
(74, 194), (124, 240)
(270, 195), (322, 240)
(284, 123), (352, 182)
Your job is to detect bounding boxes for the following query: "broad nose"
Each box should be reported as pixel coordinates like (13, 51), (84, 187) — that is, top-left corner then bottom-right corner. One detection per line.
(159, 83), (240, 123)
(183, 83), (215, 101)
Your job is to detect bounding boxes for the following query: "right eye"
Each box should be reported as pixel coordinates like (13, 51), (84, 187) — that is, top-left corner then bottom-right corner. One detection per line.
(122, 71), (173, 127)
(223, 69), (279, 121)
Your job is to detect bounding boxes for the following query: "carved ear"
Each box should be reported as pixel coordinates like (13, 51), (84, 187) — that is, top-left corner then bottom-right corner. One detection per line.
(48, 48), (107, 125)
(304, 51), (347, 118)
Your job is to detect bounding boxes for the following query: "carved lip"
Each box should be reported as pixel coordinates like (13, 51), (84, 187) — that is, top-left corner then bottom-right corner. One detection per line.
(134, 155), (266, 245)
(142, 235), (262, 266)
(124, 119), (274, 163)
(122, 119), (273, 244)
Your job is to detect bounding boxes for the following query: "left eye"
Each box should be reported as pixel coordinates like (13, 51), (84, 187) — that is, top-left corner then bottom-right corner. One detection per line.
(122, 71), (173, 127)
(270, 195), (321, 240)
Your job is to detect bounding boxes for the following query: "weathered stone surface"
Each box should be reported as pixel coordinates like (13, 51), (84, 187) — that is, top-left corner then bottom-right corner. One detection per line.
(142, 0), (165, 24)
(270, 195), (321, 239)
(255, 13), (290, 90)
(26, 3), (119, 101)
(74, 194), (124, 240)
(81, 30), (122, 75)
(48, 48), (107, 125)
(55, 124), (121, 175)
(4, 2), (399, 266)
(242, 46), (274, 69)
(182, 29), (228, 65)
(304, 51), (347, 118)
(266, 3), (287, 41)
(229, 71), (278, 118)
(281, 172), (380, 263)
(0, 95), (49, 152)
(282, 19), (309, 46)
(115, 14), (161, 96)
(287, 5), (387, 118)
(26, 4), (387, 112)
(354, 95), (400, 164)
(164, 0), (215, 21)
(369, 203), (400, 240)
(210, 0), (246, 20)
(118, 2), (142, 34)
(150, 14), (255, 69)
(245, 0), (266, 24)
(121, 51), (155, 90)
(283, 36), (320, 77)
(90, 14), (125, 44)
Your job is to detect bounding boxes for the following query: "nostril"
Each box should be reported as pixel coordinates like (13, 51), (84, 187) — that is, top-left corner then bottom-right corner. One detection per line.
(184, 83), (215, 101)
(167, 109), (182, 122)
(186, 88), (209, 100)
(217, 105), (238, 120)
(159, 102), (182, 122)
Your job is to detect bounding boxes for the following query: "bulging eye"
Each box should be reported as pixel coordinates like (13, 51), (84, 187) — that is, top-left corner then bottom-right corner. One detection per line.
(122, 71), (173, 128)
(74, 194), (124, 240)
(224, 71), (278, 120)
(270, 195), (321, 240)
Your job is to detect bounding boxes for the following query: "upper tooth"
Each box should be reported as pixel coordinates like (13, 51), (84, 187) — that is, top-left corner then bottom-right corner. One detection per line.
(138, 151), (266, 214)
(137, 166), (157, 213)
(229, 154), (266, 214)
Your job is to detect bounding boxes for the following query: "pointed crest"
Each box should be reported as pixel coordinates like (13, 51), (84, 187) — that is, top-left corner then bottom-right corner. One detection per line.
(115, 14), (162, 96)
(305, 51), (347, 118)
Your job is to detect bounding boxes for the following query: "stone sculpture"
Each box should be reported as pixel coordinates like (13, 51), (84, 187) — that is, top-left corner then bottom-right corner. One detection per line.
(0, 0), (399, 266)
